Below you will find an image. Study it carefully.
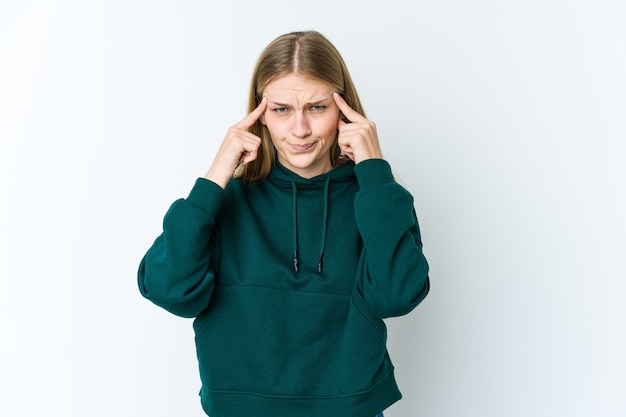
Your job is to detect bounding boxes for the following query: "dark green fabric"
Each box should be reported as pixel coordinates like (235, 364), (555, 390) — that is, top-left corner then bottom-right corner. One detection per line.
(138, 159), (429, 417)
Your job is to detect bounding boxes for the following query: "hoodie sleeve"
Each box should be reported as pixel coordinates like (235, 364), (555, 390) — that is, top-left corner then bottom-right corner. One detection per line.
(137, 178), (224, 318)
(353, 159), (430, 319)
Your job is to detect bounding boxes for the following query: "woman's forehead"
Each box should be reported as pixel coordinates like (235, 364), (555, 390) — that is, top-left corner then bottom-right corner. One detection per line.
(263, 73), (334, 102)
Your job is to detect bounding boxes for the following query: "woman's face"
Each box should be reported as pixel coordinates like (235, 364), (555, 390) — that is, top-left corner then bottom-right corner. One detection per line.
(260, 73), (340, 178)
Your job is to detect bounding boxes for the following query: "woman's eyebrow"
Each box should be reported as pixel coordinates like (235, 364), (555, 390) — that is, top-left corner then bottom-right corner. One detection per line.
(308, 97), (332, 105)
(268, 97), (332, 106)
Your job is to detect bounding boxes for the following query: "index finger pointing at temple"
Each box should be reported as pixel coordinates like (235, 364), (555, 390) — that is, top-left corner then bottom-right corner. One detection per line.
(333, 92), (365, 123)
(235, 96), (268, 130)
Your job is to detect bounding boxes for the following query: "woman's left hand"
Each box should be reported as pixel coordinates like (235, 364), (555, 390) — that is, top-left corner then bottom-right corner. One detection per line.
(333, 92), (384, 164)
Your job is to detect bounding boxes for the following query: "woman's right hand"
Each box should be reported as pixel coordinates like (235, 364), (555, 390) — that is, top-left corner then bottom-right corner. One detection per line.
(204, 97), (267, 188)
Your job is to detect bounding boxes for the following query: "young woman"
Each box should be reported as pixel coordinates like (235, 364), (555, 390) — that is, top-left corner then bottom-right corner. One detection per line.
(138, 30), (430, 417)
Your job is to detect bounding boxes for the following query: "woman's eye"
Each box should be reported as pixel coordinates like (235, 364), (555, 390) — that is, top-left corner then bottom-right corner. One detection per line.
(310, 105), (326, 112)
(273, 107), (288, 114)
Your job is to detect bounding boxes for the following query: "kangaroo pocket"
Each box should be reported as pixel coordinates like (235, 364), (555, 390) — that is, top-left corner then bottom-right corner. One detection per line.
(192, 284), (389, 398)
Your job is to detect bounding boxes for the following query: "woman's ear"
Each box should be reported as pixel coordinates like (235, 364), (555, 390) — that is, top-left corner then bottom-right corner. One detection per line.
(260, 113), (266, 125)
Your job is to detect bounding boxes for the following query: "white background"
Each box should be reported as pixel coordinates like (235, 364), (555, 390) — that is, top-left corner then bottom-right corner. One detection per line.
(1, 1), (625, 416)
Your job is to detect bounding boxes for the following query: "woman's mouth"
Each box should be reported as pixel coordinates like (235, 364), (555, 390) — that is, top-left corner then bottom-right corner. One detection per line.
(289, 142), (316, 153)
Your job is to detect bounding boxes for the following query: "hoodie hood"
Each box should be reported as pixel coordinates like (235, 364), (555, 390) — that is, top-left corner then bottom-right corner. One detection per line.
(267, 160), (356, 273)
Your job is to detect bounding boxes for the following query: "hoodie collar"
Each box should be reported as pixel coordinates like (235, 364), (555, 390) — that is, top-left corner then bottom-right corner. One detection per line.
(267, 159), (356, 188)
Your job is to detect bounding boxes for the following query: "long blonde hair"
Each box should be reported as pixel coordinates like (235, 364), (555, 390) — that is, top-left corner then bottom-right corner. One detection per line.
(239, 31), (366, 182)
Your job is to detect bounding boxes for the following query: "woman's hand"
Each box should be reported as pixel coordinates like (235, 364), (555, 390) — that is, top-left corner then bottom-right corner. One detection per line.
(333, 92), (383, 164)
(204, 97), (267, 188)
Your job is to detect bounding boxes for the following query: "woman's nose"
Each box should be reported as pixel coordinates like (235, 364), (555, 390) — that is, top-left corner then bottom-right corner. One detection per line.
(292, 113), (311, 138)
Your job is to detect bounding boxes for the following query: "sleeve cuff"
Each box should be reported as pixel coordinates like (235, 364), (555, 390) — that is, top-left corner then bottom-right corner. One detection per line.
(186, 177), (225, 213)
(353, 159), (395, 189)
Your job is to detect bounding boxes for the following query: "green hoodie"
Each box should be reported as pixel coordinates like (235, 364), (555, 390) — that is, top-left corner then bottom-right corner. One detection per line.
(138, 158), (429, 417)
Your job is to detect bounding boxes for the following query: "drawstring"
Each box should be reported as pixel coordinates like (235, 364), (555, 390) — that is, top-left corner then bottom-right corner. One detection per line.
(291, 177), (331, 274)
(292, 182), (299, 272)
(317, 177), (330, 273)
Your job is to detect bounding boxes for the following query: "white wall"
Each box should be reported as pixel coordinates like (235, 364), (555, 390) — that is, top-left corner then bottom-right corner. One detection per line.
(1, 1), (624, 416)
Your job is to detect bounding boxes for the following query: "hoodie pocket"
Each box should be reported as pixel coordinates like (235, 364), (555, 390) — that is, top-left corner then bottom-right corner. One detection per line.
(349, 290), (388, 345)
(193, 284), (391, 397)
(336, 290), (391, 390)
(192, 285), (233, 334)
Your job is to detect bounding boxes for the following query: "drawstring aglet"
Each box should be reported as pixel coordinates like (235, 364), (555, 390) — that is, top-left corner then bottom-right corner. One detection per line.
(293, 250), (299, 272)
(317, 253), (324, 273)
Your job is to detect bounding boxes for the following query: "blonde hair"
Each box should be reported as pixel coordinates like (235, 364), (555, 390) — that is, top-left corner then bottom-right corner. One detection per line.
(239, 30), (366, 182)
